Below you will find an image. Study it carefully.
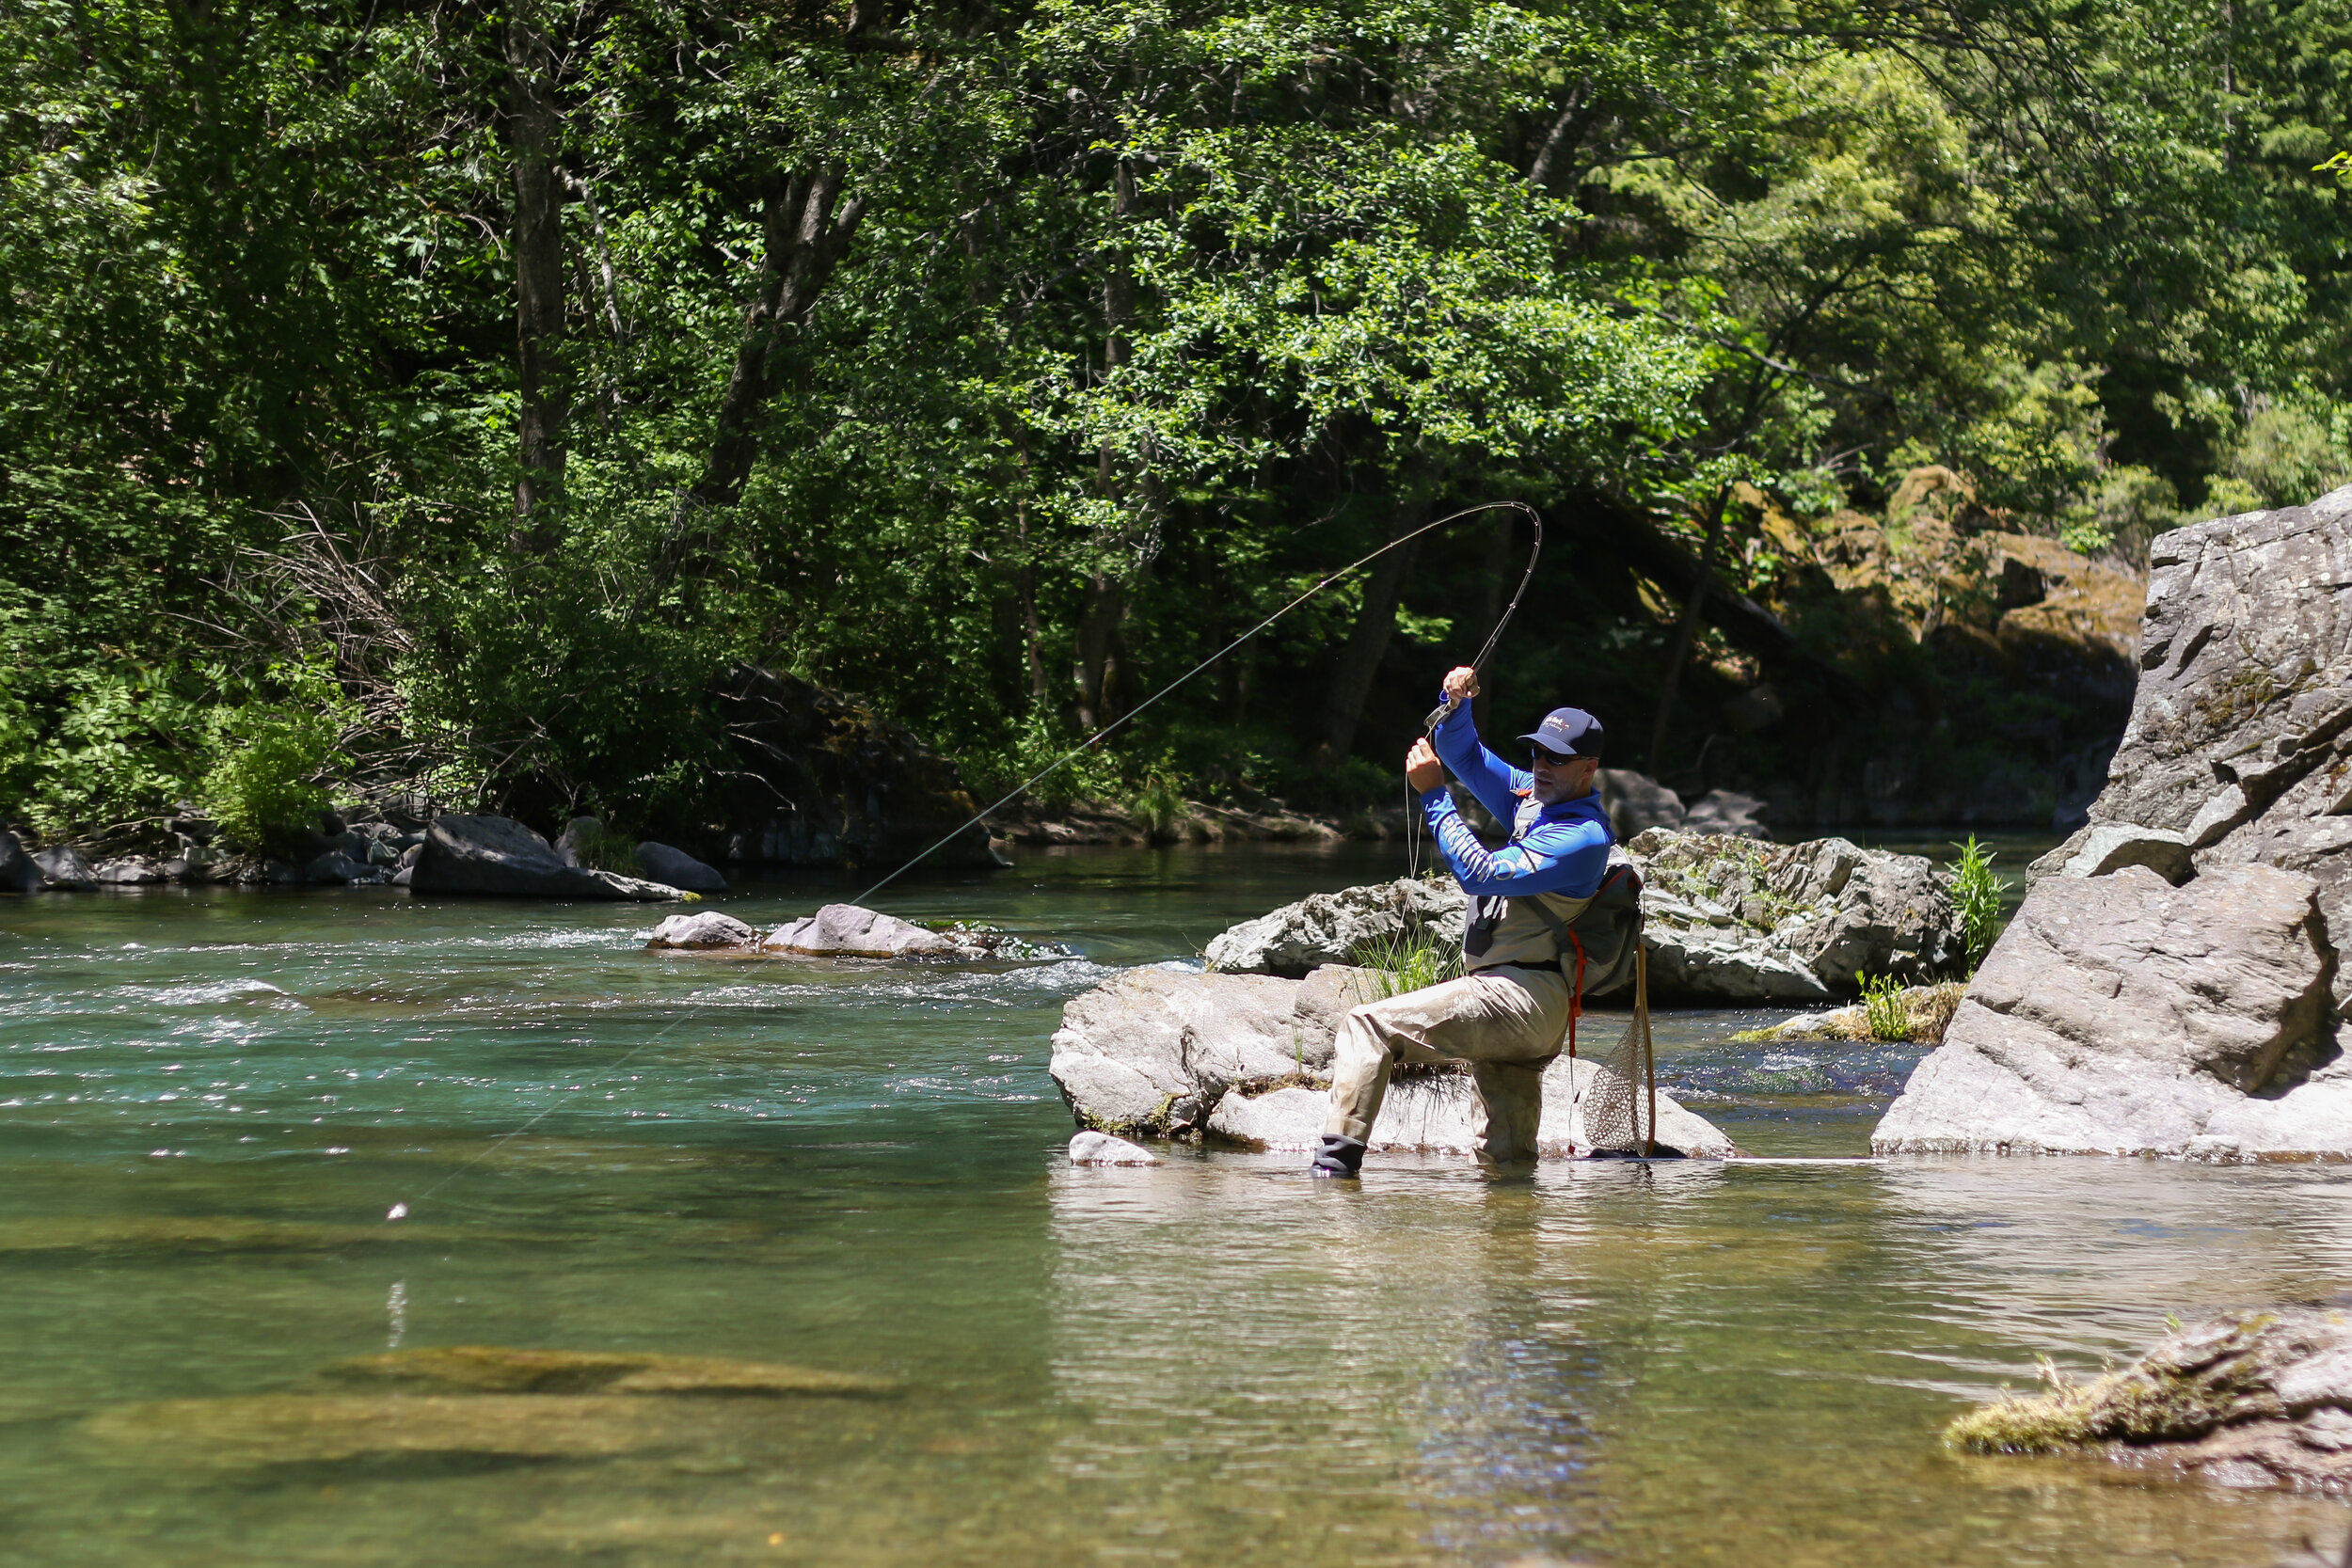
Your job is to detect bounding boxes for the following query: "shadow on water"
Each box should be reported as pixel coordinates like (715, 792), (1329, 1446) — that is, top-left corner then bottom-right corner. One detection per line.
(3, 836), (2347, 1565)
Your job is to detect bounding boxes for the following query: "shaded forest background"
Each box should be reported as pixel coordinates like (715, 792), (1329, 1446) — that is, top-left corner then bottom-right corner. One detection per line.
(5, 0), (2350, 850)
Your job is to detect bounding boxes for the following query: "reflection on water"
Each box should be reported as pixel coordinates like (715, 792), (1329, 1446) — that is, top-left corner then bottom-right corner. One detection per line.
(1, 840), (2347, 1565)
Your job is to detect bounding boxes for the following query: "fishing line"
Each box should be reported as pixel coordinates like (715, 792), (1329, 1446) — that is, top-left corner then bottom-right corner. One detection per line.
(385, 500), (1543, 1223)
(853, 500), (1544, 905)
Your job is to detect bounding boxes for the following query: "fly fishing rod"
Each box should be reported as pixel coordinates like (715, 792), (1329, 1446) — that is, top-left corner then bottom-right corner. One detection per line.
(854, 500), (1543, 905)
(384, 500), (1543, 1222)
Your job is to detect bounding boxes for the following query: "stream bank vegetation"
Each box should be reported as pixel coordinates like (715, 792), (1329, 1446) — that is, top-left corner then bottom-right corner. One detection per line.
(7, 0), (2350, 855)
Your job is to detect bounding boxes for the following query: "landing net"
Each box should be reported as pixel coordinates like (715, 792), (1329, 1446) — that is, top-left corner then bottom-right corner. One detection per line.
(1570, 941), (1659, 1156)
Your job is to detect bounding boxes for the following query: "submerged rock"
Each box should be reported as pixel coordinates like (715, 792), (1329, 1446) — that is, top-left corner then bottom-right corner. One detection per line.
(1948, 1307), (2352, 1489)
(0, 1215), (469, 1255)
(1048, 963), (1738, 1157)
(410, 815), (685, 901)
(1874, 864), (2340, 1157)
(79, 1347), (894, 1469)
(645, 911), (761, 949)
(1878, 485), (2352, 1160)
(1201, 830), (1960, 1001)
(321, 1345), (891, 1397)
(1067, 1131), (1163, 1165)
(80, 1393), (693, 1466)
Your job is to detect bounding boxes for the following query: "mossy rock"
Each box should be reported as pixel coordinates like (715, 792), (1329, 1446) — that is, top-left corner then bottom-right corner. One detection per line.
(319, 1345), (894, 1398)
(1945, 1308), (2352, 1486)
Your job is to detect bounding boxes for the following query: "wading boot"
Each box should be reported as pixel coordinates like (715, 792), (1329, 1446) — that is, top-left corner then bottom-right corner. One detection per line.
(1310, 1134), (1366, 1179)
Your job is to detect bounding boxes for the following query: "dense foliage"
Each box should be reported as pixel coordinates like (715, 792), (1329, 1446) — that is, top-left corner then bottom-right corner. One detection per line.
(4, 0), (2347, 844)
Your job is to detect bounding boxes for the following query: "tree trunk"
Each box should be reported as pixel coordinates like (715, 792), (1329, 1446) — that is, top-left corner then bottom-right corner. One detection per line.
(1073, 573), (1124, 733)
(1074, 157), (1143, 733)
(1016, 500), (1048, 705)
(1644, 492), (1730, 774)
(691, 166), (866, 512)
(634, 166), (867, 610)
(1316, 494), (1431, 764)
(504, 5), (566, 552)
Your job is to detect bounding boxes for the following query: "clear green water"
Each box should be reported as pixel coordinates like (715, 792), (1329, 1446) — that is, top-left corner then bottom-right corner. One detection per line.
(3, 842), (2347, 1567)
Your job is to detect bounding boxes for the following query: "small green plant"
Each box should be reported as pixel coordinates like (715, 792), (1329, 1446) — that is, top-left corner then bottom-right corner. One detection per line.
(1859, 973), (1910, 1042)
(1130, 771), (1185, 840)
(1350, 927), (1462, 998)
(1948, 834), (2003, 972)
(200, 660), (358, 847)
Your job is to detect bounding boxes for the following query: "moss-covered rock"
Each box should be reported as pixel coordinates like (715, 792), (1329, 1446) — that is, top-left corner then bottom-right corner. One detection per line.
(1948, 1307), (2352, 1487)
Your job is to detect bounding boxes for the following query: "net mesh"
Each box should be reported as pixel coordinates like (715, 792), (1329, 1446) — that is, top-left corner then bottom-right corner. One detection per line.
(1568, 942), (1657, 1155)
(1571, 1012), (1655, 1154)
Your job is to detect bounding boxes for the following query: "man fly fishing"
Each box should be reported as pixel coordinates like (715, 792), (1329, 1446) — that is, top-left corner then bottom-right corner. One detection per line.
(1311, 664), (1613, 1177)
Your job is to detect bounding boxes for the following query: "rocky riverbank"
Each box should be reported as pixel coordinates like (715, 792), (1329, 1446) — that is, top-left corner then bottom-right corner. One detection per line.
(1200, 827), (1962, 1002)
(1875, 485), (2351, 1160)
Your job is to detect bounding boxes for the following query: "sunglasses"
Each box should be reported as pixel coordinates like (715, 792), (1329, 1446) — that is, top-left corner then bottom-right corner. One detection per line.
(1529, 745), (1580, 768)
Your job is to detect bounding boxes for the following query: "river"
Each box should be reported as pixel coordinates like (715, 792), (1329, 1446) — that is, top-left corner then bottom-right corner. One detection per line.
(2, 839), (2346, 1566)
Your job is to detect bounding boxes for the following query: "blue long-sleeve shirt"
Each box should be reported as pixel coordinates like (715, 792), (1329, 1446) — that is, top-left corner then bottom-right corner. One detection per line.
(1421, 697), (1612, 898)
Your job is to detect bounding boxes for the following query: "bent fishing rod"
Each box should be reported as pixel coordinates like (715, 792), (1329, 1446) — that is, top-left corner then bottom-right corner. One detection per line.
(852, 500), (1544, 905)
(384, 500), (1542, 1222)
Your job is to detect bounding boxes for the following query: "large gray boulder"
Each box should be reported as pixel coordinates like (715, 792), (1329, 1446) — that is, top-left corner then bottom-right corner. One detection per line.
(1680, 789), (1770, 838)
(1875, 863), (2340, 1156)
(763, 903), (976, 959)
(1632, 829), (1961, 999)
(0, 832), (44, 893)
(409, 816), (685, 901)
(1049, 966), (1341, 1132)
(93, 855), (169, 885)
(1067, 1132), (1163, 1166)
(2095, 486), (2352, 1016)
(635, 842), (726, 893)
(1597, 769), (1685, 837)
(1203, 1059), (1737, 1159)
(1203, 831), (1960, 1000)
(1202, 878), (1467, 976)
(306, 851), (388, 886)
(1879, 485), (2352, 1159)
(645, 911), (760, 949)
(1047, 963), (1738, 1157)
(31, 846), (99, 891)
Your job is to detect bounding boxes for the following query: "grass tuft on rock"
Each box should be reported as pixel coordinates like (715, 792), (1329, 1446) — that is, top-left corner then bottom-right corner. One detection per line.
(1731, 980), (1965, 1044)
(1350, 927), (1463, 998)
(1946, 1311), (2293, 1454)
